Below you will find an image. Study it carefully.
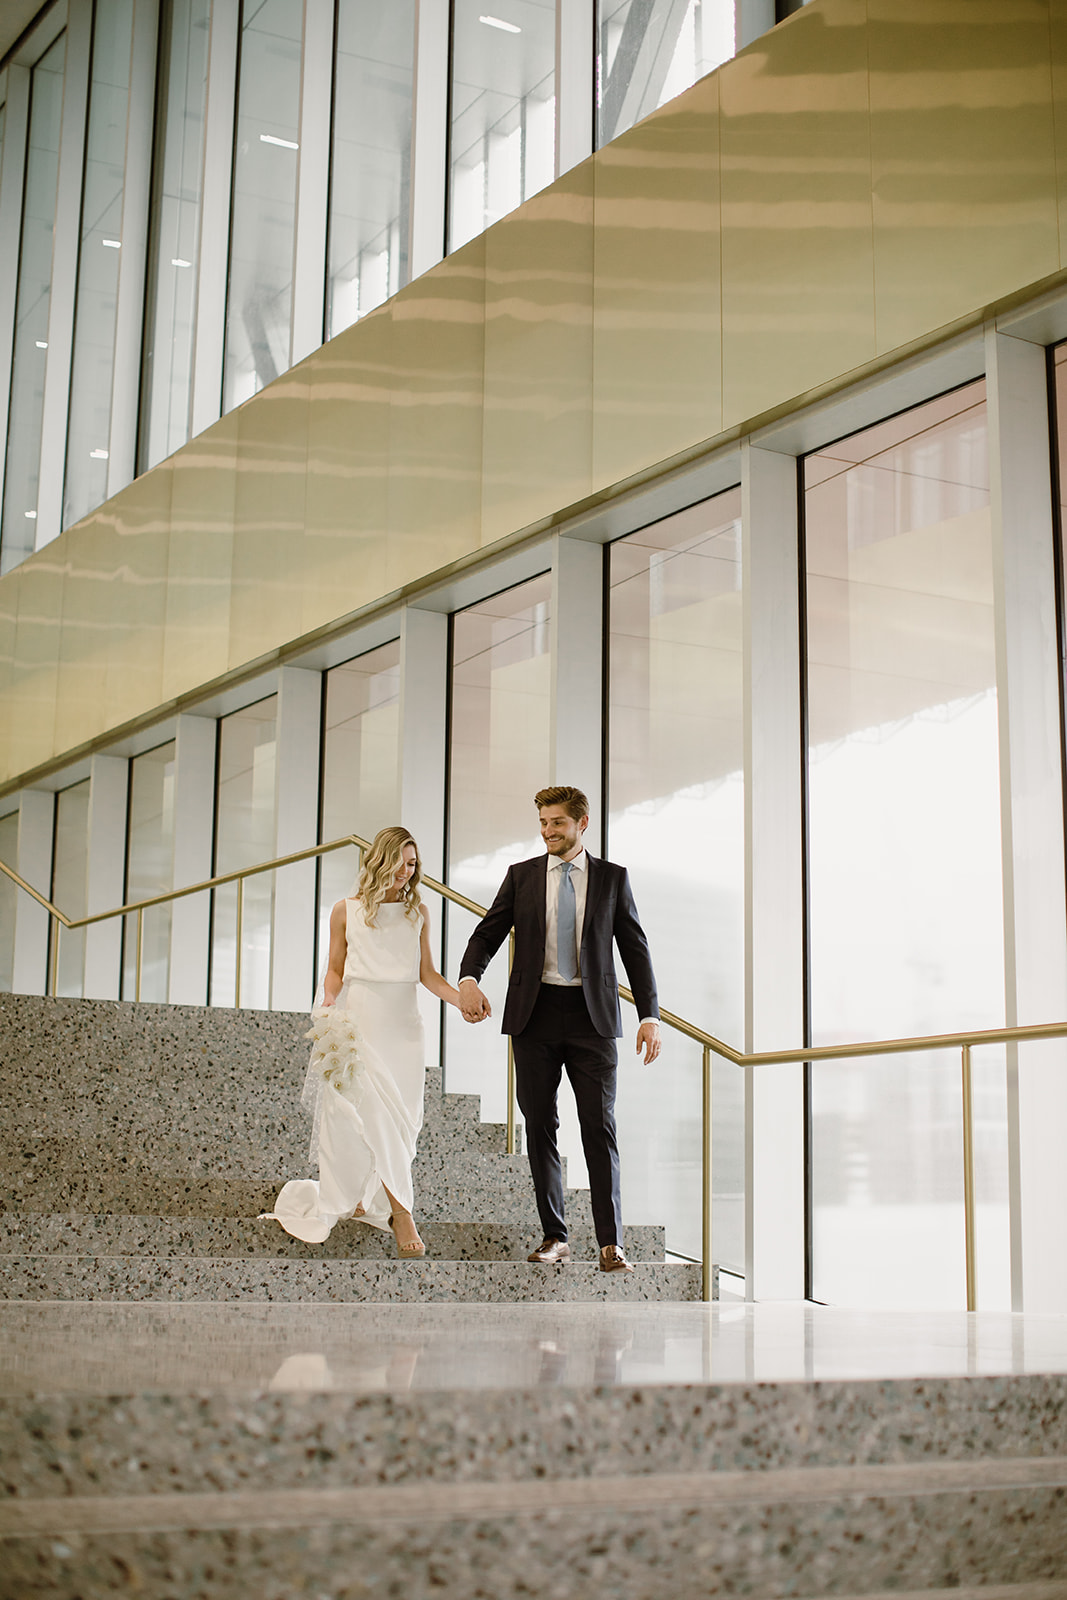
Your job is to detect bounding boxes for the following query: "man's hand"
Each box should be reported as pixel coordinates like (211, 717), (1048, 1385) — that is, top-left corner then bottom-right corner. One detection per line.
(459, 981), (492, 1023)
(636, 1021), (661, 1065)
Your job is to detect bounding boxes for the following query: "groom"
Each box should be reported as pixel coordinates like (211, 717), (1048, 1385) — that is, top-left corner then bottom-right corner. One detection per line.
(458, 786), (660, 1273)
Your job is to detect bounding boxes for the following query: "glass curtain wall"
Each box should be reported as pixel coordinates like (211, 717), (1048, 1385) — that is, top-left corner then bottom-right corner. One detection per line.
(317, 641), (402, 978)
(52, 779), (90, 998)
(596, 0), (732, 147)
(140, 0), (210, 471)
(121, 741), (176, 1002)
(222, 0), (303, 413)
(607, 490), (745, 1267)
(804, 381), (1009, 1310)
(445, 575), (552, 1119)
(211, 697), (278, 1007)
(327, 0), (415, 339)
(0, 812), (17, 994)
(0, 32), (65, 573)
(63, 0), (136, 530)
(449, 0), (556, 252)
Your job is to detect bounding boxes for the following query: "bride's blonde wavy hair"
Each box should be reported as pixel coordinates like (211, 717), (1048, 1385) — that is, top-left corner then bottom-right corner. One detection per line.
(354, 826), (423, 927)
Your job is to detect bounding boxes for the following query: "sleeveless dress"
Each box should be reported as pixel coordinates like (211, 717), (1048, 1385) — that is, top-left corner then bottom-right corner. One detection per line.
(263, 899), (425, 1242)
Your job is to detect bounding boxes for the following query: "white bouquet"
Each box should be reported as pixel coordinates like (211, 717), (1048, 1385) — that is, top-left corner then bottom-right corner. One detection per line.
(305, 1004), (366, 1096)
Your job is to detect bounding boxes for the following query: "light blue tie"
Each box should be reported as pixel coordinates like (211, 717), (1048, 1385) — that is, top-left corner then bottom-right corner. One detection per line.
(557, 862), (578, 981)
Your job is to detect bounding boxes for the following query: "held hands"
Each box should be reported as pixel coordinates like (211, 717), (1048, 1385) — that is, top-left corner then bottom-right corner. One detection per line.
(636, 1021), (661, 1065)
(459, 981), (492, 1024)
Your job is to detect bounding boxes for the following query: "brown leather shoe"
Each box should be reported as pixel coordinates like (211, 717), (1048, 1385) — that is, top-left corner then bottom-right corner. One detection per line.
(599, 1244), (634, 1273)
(528, 1238), (571, 1264)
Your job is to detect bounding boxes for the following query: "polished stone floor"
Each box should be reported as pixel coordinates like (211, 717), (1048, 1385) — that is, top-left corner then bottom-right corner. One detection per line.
(3, 1300), (1067, 1397)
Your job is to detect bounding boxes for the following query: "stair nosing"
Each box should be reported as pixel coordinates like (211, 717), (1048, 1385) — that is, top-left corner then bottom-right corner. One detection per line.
(4, 1455), (1067, 1537)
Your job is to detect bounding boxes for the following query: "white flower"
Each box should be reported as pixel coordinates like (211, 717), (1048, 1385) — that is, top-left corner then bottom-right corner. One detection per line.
(305, 1004), (366, 1091)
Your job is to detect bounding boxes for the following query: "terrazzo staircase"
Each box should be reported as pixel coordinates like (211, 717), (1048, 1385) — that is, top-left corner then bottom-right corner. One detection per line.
(0, 993), (702, 1304)
(1, 1300), (1066, 1599)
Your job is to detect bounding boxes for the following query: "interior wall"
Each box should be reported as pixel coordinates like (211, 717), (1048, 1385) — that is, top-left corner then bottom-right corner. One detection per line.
(3, 0), (1067, 791)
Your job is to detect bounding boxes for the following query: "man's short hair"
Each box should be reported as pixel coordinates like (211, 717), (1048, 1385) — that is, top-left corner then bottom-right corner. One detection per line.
(535, 785), (589, 823)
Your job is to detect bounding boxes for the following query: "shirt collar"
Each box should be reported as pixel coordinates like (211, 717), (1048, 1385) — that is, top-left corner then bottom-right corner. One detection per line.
(550, 849), (587, 873)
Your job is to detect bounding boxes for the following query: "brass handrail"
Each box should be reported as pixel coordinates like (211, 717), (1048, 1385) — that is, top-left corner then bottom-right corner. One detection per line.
(3, 840), (1064, 1309)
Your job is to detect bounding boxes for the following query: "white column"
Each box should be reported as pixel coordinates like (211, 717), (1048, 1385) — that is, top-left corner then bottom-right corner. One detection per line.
(398, 605), (449, 1053)
(556, 0), (594, 175)
(742, 438), (806, 1301)
(398, 606), (448, 877)
(550, 534), (603, 841)
(290, 0), (334, 366)
(735, 0), (776, 50)
(270, 666), (322, 1012)
(987, 327), (1067, 1314)
(83, 754), (129, 1001)
(190, 0), (239, 438)
(0, 63), (30, 515)
(12, 790), (54, 996)
(409, 0), (449, 279)
(34, 0), (93, 549)
(107, 0), (160, 499)
(168, 713), (216, 1006)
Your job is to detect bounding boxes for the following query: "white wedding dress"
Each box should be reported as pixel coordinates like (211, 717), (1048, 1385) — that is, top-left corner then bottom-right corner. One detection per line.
(263, 898), (425, 1242)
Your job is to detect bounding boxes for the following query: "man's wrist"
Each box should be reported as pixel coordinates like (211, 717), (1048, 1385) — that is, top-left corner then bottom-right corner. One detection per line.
(638, 1017), (658, 1027)
(458, 975), (478, 986)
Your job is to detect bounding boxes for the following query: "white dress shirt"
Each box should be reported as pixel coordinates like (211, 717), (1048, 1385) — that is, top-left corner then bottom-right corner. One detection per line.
(542, 850), (587, 987)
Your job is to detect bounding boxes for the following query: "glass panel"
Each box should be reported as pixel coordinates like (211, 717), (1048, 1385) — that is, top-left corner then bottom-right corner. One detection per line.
(222, 0), (303, 413)
(0, 811), (17, 994)
(0, 33), (65, 573)
(327, 0), (414, 338)
(607, 489), (744, 1267)
(445, 574), (552, 1117)
(63, 0), (135, 530)
(318, 640), (401, 974)
(448, 0), (556, 252)
(804, 381), (1009, 1310)
(140, 0), (210, 471)
(596, 0), (734, 148)
(121, 741), (176, 1003)
(211, 696), (278, 1008)
(52, 780), (90, 998)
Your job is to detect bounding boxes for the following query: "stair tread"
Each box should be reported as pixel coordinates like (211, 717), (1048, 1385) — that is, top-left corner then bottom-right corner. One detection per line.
(0, 1255), (703, 1302)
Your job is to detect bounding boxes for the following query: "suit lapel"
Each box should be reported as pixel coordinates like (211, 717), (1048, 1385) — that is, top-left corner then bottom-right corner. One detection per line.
(582, 852), (604, 942)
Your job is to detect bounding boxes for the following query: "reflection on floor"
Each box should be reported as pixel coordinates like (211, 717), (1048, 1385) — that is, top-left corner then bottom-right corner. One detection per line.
(3, 1300), (1067, 1396)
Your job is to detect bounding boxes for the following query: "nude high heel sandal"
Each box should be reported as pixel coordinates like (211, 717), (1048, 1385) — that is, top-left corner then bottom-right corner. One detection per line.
(388, 1214), (426, 1258)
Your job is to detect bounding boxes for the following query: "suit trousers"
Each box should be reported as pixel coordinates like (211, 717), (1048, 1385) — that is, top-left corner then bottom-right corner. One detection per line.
(511, 984), (622, 1247)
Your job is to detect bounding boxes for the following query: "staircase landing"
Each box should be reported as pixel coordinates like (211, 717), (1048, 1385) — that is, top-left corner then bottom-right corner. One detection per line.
(2, 1301), (1067, 1599)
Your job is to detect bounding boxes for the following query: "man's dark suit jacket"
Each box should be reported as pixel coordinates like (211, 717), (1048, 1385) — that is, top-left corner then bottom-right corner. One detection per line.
(459, 853), (659, 1040)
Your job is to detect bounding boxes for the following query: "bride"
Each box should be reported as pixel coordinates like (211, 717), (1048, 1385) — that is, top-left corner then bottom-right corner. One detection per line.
(263, 826), (463, 1257)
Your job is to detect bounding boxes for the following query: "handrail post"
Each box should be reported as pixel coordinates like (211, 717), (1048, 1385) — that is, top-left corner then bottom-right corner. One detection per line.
(506, 931), (517, 1156)
(961, 1042), (977, 1313)
(48, 915), (59, 998)
(234, 877), (244, 1009)
(135, 907), (144, 1003)
(702, 1043), (713, 1302)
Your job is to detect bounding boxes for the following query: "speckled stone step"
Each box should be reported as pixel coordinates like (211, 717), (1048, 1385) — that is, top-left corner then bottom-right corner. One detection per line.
(0, 1214), (665, 1262)
(4, 1364), (1066, 1498)
(0, 994), (514, 1169)
(0, 1163), (605, 1226)
(2, 1464), (1067, 1600)
(0, 1256), (703, 1303)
